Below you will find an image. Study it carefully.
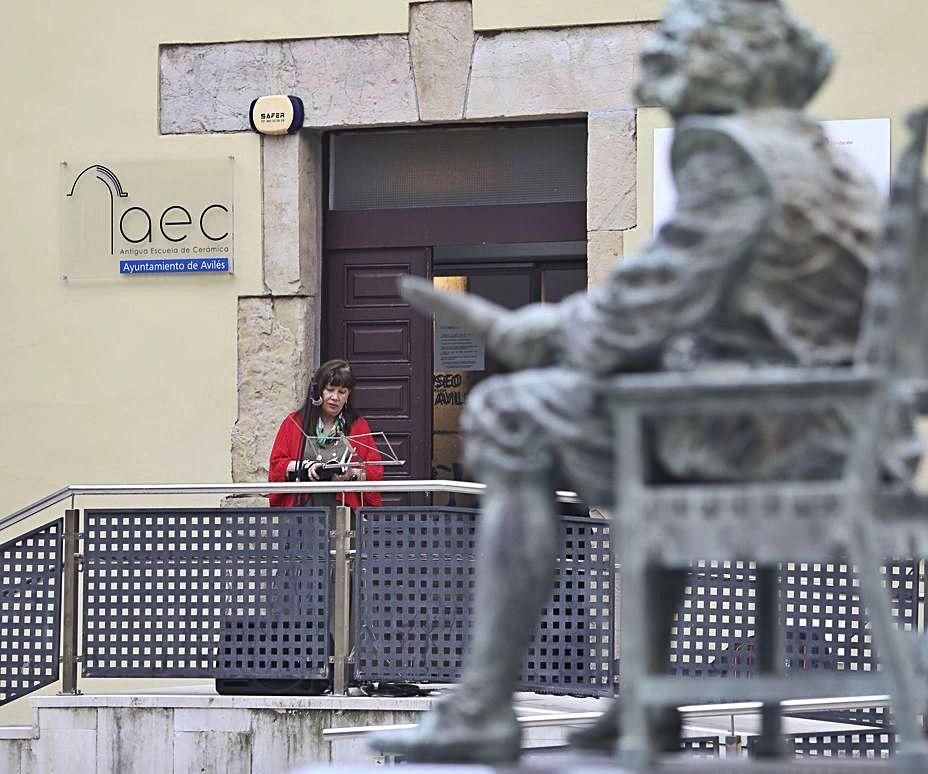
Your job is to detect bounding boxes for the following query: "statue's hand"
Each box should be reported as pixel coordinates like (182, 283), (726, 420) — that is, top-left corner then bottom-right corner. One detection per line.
(486, 303), (564, 369)
(399, 275), (564, 369)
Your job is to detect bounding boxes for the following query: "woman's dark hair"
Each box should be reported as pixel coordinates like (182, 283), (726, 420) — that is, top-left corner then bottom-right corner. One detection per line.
(302, 358), (359, 430)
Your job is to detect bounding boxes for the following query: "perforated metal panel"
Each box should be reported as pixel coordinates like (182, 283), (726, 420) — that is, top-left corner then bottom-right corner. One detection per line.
(781, 561), (917, 729)
(353, 508), (477, 682)
(783, 561), (917, 674)
(681, 735), (721, 757)
(520, 517), (613, 696)
(669, 560), (918, 683)
(747, 730), (895, 759)
(0, 521), (62, 706)
(670, 561), (755, 677)
(82, 508), (330, 679)
(353, 508), (614, 695)
(792, 730), (895, 758)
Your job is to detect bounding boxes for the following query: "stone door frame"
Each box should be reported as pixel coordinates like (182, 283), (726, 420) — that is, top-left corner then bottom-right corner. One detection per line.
(158, 0), (651, 483)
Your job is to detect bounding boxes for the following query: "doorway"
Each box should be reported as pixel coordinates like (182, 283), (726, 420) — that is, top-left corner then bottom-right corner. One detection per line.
(322, 122), (588, 502)
(430, 242), (586, 504)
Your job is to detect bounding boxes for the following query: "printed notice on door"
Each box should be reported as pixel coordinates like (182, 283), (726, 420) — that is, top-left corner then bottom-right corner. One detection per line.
(435, 323), (485, 371)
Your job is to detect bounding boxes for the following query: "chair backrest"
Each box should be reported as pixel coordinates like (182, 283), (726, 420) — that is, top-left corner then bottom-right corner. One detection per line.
(856, 109), (928, 377)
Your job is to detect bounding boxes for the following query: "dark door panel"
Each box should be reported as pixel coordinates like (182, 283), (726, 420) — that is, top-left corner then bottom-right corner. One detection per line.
(344, 321), (411, 363)
(352, 376), (411, 420)
(344, 264), (411, 307)
(325, 247), (432, 506)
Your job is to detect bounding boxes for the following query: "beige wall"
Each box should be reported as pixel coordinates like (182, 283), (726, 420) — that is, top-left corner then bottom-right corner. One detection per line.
(5, 0), (927, 514)
(2, 0), (928, 722)
(0, 3), (425, 518)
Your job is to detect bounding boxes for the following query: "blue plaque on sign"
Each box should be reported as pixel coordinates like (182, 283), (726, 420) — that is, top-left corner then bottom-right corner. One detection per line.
(119, 257), (230, 275)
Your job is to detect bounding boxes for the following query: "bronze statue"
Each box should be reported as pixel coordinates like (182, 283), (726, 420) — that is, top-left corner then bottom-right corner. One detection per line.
(370, 0), (918, 763)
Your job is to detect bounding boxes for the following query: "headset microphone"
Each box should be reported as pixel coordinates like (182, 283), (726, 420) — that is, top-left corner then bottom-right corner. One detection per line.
(309, 380), (323, 407)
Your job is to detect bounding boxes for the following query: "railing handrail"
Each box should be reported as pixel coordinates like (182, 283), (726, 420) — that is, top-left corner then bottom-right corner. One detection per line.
(1, 480), (582, 534)
(321, 694), (893, 740)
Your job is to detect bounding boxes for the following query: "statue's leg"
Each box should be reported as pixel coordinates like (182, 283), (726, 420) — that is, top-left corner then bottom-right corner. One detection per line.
(368, 373), (563, 763)
(366, 469), (558, 762)
(457, 467), (559, 710)
(752, 564), (786, 759)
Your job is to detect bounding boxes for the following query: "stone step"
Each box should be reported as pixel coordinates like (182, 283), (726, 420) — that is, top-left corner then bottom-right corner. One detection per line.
(0, 692), (435, 773)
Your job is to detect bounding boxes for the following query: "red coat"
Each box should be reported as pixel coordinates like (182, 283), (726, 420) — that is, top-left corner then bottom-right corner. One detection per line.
(268, 412), (383, 508)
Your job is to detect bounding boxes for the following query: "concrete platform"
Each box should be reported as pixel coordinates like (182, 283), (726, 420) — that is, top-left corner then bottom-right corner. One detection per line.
(0, 688), (432, 774)
(0, 685), (899, 773)
(295, 760), (896, 773)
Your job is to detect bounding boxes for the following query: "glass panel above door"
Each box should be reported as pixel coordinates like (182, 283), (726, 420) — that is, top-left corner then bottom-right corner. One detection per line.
(330, 122), (586, 211)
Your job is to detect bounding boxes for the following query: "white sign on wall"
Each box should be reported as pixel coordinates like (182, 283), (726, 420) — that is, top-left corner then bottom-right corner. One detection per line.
(652, 118), (891, 234)
(60, 158), (234, 279)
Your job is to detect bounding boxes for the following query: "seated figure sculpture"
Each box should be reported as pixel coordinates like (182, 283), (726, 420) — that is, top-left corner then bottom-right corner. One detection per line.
(371, 0), (918, 763)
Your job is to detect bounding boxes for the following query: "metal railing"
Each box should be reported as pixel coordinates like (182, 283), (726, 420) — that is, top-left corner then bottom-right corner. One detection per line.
(0, 480), (921, 762)
(0, 480), (586, 703)
(321, 694), (895, 740)
(351, 506), (613, 695)
(2, 479), (583, 533)
(323, 694), (899, 760)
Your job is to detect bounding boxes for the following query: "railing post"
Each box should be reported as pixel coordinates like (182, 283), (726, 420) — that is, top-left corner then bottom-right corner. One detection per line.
(331, 505), (351, 695)
(60, 508), (81, 695)
(724, 734), (743, 758)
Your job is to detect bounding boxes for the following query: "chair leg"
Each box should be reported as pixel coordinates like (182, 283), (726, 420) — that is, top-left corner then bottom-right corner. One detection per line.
(614, 549), (651, 766)
(614, 560), (688, 765)
(644, 566), (687, 754)
(850, 528), (928, 770)
(752, 564), (787, 759)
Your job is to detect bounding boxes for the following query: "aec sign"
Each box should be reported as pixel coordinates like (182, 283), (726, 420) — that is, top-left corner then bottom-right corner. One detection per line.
(60, 159), (234, 279)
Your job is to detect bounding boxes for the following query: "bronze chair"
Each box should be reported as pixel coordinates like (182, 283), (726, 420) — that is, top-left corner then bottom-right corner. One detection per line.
(605, 110), (928, 769)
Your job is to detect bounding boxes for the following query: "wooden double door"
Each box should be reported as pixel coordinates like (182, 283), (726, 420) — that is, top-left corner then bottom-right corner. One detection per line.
(323, 193), (587, 506)
(324, 247), (432, 506)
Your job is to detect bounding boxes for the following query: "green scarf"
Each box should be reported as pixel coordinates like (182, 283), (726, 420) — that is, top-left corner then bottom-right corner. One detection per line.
(315, 413), (346, 447)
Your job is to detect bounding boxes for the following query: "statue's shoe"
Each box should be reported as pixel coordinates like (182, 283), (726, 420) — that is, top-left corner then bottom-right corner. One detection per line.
(567, 701), (620, 752)
(567, 702), (682, 754)
(367, 698), (521, 763)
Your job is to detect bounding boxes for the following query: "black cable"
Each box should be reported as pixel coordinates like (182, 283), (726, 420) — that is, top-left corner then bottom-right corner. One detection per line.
(294, 378), (319, 507)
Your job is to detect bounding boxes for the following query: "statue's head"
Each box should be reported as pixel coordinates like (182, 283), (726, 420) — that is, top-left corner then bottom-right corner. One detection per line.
(636, 0), (834, 118)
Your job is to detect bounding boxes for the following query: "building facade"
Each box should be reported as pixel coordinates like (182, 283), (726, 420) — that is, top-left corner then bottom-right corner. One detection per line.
(2, 0), (928, 727)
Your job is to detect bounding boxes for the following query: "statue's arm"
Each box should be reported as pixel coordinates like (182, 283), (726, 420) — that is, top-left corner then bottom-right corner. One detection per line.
(563, 122), (774, 373)
(397, 276), (566, 369)
(483, 302), (568, 369)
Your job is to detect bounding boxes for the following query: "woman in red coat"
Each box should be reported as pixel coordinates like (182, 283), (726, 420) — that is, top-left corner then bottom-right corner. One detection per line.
(269, 359), (383, 508)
